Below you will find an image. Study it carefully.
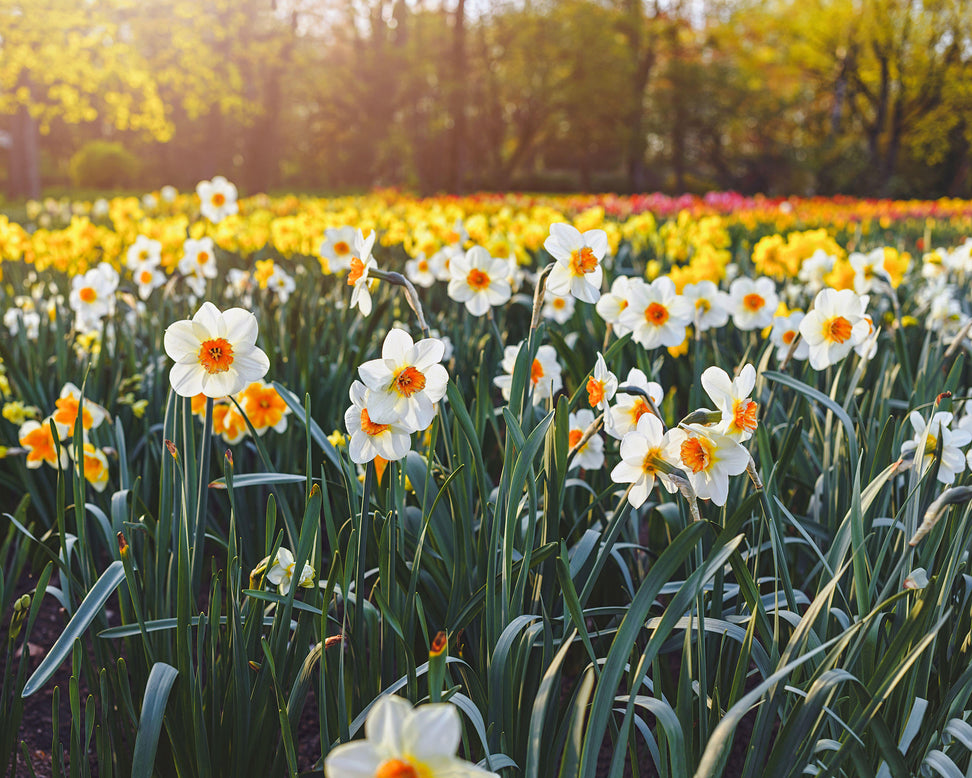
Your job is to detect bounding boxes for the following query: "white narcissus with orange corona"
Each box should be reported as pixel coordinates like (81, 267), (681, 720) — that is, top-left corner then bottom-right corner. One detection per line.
(344, 380), (413, 464)
(700, 364), (759, 442)
(543, 222), (607, 304)
(799, 288), (870, 370)
(447, 246), (511, 317)
(667, 423), (750, 506)
(357, 328), (448, 433)
(163, 302), (270, 398)
(324, 695), (499, 778)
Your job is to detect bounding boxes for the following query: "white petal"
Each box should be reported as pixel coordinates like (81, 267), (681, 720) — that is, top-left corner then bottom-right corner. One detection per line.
(223, 308), (259, 347)
(164, 321), (201, 361)
(323, 742), (382, 778)
(382, 328), (415, 360)
(403, 703), (461, 759)
(169, 363), (204, 397)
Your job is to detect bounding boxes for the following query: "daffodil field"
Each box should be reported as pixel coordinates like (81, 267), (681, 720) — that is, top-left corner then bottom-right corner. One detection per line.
(4, 186), (972, 777)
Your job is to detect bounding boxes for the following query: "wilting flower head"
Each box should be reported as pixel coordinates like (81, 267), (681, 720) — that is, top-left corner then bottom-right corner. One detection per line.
(196, 176), (238, 223)
(447, 246), (511, 316)
(543, 223), (607, 304)
(266, 547), (315, 595)
(163, 302), (270, 398)
(799, 288), (870, 370)
(358, 328), (449, 433)
(324, 695), (498, 778)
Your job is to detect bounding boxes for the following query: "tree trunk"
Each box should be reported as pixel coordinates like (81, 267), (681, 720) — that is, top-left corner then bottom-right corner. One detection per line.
(8, 104), (41, 200)
(448, 0), (467, 193)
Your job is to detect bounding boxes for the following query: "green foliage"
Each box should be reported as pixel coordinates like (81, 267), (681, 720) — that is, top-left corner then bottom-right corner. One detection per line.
(68, 141), (140, 190)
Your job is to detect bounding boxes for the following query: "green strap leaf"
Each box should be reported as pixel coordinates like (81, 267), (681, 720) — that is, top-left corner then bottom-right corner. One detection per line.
(131, 663), (179, 778)
(22, 560), (125, 697)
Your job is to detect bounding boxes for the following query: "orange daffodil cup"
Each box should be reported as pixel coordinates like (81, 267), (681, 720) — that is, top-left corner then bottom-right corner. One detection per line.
(163, 302), (271, 398)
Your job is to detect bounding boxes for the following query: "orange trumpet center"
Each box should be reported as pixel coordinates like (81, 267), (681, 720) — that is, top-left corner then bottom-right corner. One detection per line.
(824, 315), (853, 343)
(645, 302), (669, 325)
(360, 408), (390, 436)
(530, 359), (545, 385)
(198, 338), (234, 374)
(731, 399), (758, 434)
(782, 330), (796, 345)
(466, 268), (490, 291)
(333, 240), (351, 255)
(211, 192), (226, 207)
(348, 257), (366, 286)
(587, 377), (604, 407)
(680, 436), (714, 474)
(393, 366), (427, 398)
(743, 293), (765, 312)
(79, 286), (97, 304)
(570, 246), (598, 275)
(375, 759), (418, 778)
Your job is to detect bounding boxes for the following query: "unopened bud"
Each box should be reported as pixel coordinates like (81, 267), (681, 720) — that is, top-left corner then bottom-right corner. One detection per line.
(225, 449), (233, 467)
(117, 531), (128, 558)
(430, 631), (447, 657)
(164, 439), (178, 459)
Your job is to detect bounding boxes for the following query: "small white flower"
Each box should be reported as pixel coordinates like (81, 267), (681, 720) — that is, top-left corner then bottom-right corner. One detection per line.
(608, 368), (664, 440)
(619, 276), (693, 349)
(666, 424), (750, 506)
(568, 409), (604, 471)
(404, 253), (437, 288)
(899, 411), (971, 485)
(728, 277), (778, 331)
(126, 235), (162, 270)
(447, 246), (511, 317)
(610, 413), (676, 508)
(769, 312), (809, 363)
(347, 230), (378, 316)
(595, 276), (633, 336)
(265, 548), (315, 595)
(179, 237), (218, 280)
(542, 293), (575, 324)
(700, 364), (759, 441)
(320, 226), (357, 274)
(681, 281), (730, 332)
(586, 352), (618, 415)
(494, 342), (562, 403)
(196, 176), (239, 223)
